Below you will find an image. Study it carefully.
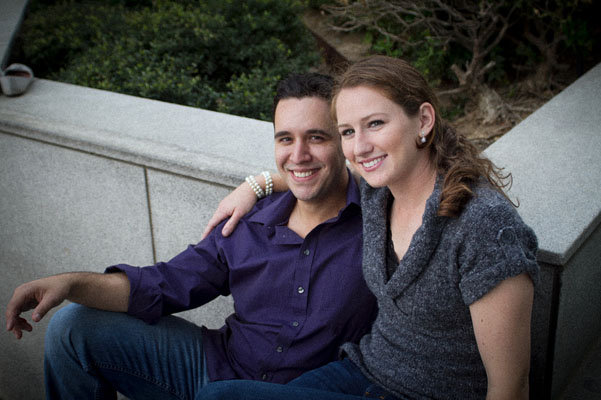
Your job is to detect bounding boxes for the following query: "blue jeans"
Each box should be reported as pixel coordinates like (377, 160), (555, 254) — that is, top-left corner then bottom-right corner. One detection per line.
(199, 358), (400, 400)
(44, 303), (209, 400)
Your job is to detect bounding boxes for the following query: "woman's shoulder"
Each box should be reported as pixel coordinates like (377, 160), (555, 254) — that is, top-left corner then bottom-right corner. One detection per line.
(462, 183), (518, 222)
(452, 183), (537, 249)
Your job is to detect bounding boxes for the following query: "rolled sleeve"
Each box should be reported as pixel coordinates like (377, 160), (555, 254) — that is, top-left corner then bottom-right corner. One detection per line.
(458, 204), (539, 306)
(105, 229), (230, 324)
(106, 264), (167, 323)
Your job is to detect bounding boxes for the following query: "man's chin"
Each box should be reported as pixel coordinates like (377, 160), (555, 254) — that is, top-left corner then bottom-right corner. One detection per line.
(288, 186), (319, 203)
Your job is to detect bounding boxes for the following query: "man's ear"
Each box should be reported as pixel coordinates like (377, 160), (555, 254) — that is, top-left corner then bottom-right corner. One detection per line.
(419, 102), (435, 134)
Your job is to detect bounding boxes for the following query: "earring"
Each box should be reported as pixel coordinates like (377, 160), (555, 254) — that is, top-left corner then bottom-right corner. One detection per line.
(419, 131), (427, 144)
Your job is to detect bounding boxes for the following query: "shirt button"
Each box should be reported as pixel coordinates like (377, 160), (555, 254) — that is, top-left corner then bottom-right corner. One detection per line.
(276, 346), (283, 353)
(292, 321), (299, 327)
(303, 249), (310, 256)
(297, 286), (305, 294)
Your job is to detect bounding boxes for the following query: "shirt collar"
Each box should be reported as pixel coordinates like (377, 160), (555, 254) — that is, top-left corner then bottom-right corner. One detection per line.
(249, 168), (361, 227)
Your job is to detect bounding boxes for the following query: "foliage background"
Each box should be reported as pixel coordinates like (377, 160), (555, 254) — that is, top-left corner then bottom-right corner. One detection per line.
(335, 0), (601, 91)
(13, 0), (320, 121)
(11, 0), (601, 128)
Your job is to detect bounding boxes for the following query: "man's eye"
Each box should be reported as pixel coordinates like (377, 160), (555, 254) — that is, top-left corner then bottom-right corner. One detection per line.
(278, 137), (291, 143)
(310, 135), (324, 141)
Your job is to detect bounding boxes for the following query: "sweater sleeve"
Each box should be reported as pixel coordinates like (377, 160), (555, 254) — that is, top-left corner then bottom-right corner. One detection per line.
(457, 195), (539, 306)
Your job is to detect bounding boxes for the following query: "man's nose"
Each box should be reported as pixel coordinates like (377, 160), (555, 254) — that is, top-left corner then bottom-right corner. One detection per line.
(290, 141), (312, 163)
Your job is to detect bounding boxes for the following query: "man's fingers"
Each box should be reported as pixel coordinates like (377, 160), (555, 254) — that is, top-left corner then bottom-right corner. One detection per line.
(31, 294), (61, 323)
(5, 289), (30, 329)
(12, 328), (22, 340)
(15, 317), (32, 332)
(7, 316), (32, 340)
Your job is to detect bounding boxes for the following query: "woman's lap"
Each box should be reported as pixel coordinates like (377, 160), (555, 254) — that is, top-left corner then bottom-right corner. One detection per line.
(198, 359), (400, 400)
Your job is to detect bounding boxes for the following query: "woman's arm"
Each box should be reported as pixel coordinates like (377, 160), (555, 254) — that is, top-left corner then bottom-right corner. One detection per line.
(201, 172), (287, 239)
(469, 273), (534, 400)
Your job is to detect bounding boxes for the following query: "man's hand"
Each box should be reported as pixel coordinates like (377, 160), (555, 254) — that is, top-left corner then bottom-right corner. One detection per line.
(6, 272), (130, 339)
(6, 275), (72, 339)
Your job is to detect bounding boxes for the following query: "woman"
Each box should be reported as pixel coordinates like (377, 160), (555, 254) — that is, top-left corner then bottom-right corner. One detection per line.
(199, 56), (539, 399)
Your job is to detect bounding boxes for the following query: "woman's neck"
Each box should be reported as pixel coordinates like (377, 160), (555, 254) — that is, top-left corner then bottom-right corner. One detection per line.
(388, 163), (438, 211)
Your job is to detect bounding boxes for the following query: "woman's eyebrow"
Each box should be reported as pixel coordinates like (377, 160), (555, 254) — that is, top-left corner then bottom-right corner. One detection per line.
(337, 113), (387, 128)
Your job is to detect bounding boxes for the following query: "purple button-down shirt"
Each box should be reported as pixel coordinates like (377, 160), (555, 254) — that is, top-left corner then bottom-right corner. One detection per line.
(107, 173), (376, 384)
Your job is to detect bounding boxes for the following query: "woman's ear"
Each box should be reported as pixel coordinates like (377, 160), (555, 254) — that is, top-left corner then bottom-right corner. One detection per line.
(419, 102), (435, 134)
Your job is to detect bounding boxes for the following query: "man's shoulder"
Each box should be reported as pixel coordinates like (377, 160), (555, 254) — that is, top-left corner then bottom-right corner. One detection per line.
(252, 191), (290, 212)
(223, 191), (294, 231)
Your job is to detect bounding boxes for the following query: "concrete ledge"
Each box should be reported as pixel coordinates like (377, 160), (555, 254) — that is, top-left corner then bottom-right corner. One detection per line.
(486, 63), (601, 398)
(485, 63), (601, 266)
(0, 79), (276, 186)
(0, 77), (275, 400)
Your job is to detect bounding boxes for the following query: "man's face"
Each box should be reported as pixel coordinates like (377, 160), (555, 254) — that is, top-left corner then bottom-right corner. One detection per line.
(274, 96), (347, 205)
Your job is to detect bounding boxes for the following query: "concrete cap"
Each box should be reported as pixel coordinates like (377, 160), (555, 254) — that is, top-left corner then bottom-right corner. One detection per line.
(485, 63), (601, 266)
(0, 79), (276, 187)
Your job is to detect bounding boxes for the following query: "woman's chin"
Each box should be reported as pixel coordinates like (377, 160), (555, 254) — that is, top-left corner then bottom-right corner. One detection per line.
(361, 175), (388, 188)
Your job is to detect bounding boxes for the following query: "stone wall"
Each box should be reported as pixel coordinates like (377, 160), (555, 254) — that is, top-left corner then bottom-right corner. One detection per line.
(0, 79), (275, 399)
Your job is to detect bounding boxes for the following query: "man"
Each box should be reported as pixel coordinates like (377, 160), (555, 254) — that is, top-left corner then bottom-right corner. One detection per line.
(5, 73), (376, 399)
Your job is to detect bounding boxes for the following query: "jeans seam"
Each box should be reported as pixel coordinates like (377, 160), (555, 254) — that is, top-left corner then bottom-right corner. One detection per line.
(91, 361), (185, 400)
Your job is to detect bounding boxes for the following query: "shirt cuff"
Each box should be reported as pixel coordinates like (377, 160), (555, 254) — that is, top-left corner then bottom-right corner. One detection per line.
(105, 264), (163, 324)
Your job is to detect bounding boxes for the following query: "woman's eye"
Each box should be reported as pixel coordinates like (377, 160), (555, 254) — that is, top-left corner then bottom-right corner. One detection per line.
(340, 128), (354, 137)
(368, 120), (383, 128)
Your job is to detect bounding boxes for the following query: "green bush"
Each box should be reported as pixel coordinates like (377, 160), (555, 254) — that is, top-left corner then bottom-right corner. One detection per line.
(17, 0), (320, 121)
(361, 20), (461, 87)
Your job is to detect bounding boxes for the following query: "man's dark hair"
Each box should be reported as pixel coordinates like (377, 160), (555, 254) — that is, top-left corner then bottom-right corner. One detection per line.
(272, 73), (334, 119)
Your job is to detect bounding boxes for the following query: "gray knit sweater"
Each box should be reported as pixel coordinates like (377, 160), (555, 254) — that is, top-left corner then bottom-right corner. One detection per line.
(342, 177), (539, 399)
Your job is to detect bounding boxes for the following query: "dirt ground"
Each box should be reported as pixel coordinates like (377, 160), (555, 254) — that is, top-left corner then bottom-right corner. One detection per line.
(302, 9), (570, 151)
(447, 85), (557, 150)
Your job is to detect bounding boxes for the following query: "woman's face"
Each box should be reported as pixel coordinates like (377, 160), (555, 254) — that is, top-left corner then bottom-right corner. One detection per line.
(335, 85), (432, 189)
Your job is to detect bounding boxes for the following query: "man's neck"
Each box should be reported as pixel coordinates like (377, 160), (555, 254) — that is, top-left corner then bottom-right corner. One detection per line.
(287, 178), (349, 239)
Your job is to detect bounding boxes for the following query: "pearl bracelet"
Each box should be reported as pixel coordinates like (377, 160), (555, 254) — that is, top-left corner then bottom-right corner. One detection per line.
(262, 171), (273, 196)
(245, 175), (265, 199)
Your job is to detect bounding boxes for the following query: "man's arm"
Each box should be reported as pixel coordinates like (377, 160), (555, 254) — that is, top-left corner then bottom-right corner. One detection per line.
(6, 272), (129, 339)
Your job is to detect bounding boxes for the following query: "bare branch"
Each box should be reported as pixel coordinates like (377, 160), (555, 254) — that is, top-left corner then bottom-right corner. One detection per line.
(324, 0), (515, 91)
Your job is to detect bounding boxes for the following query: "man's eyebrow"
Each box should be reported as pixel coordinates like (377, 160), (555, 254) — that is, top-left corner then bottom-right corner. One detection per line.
(306, 129), (333, 137)
(274, 129), (333, 139)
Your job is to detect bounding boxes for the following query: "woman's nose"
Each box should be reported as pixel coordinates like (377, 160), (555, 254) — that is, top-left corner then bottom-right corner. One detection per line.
(353, 132), (372, 156)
